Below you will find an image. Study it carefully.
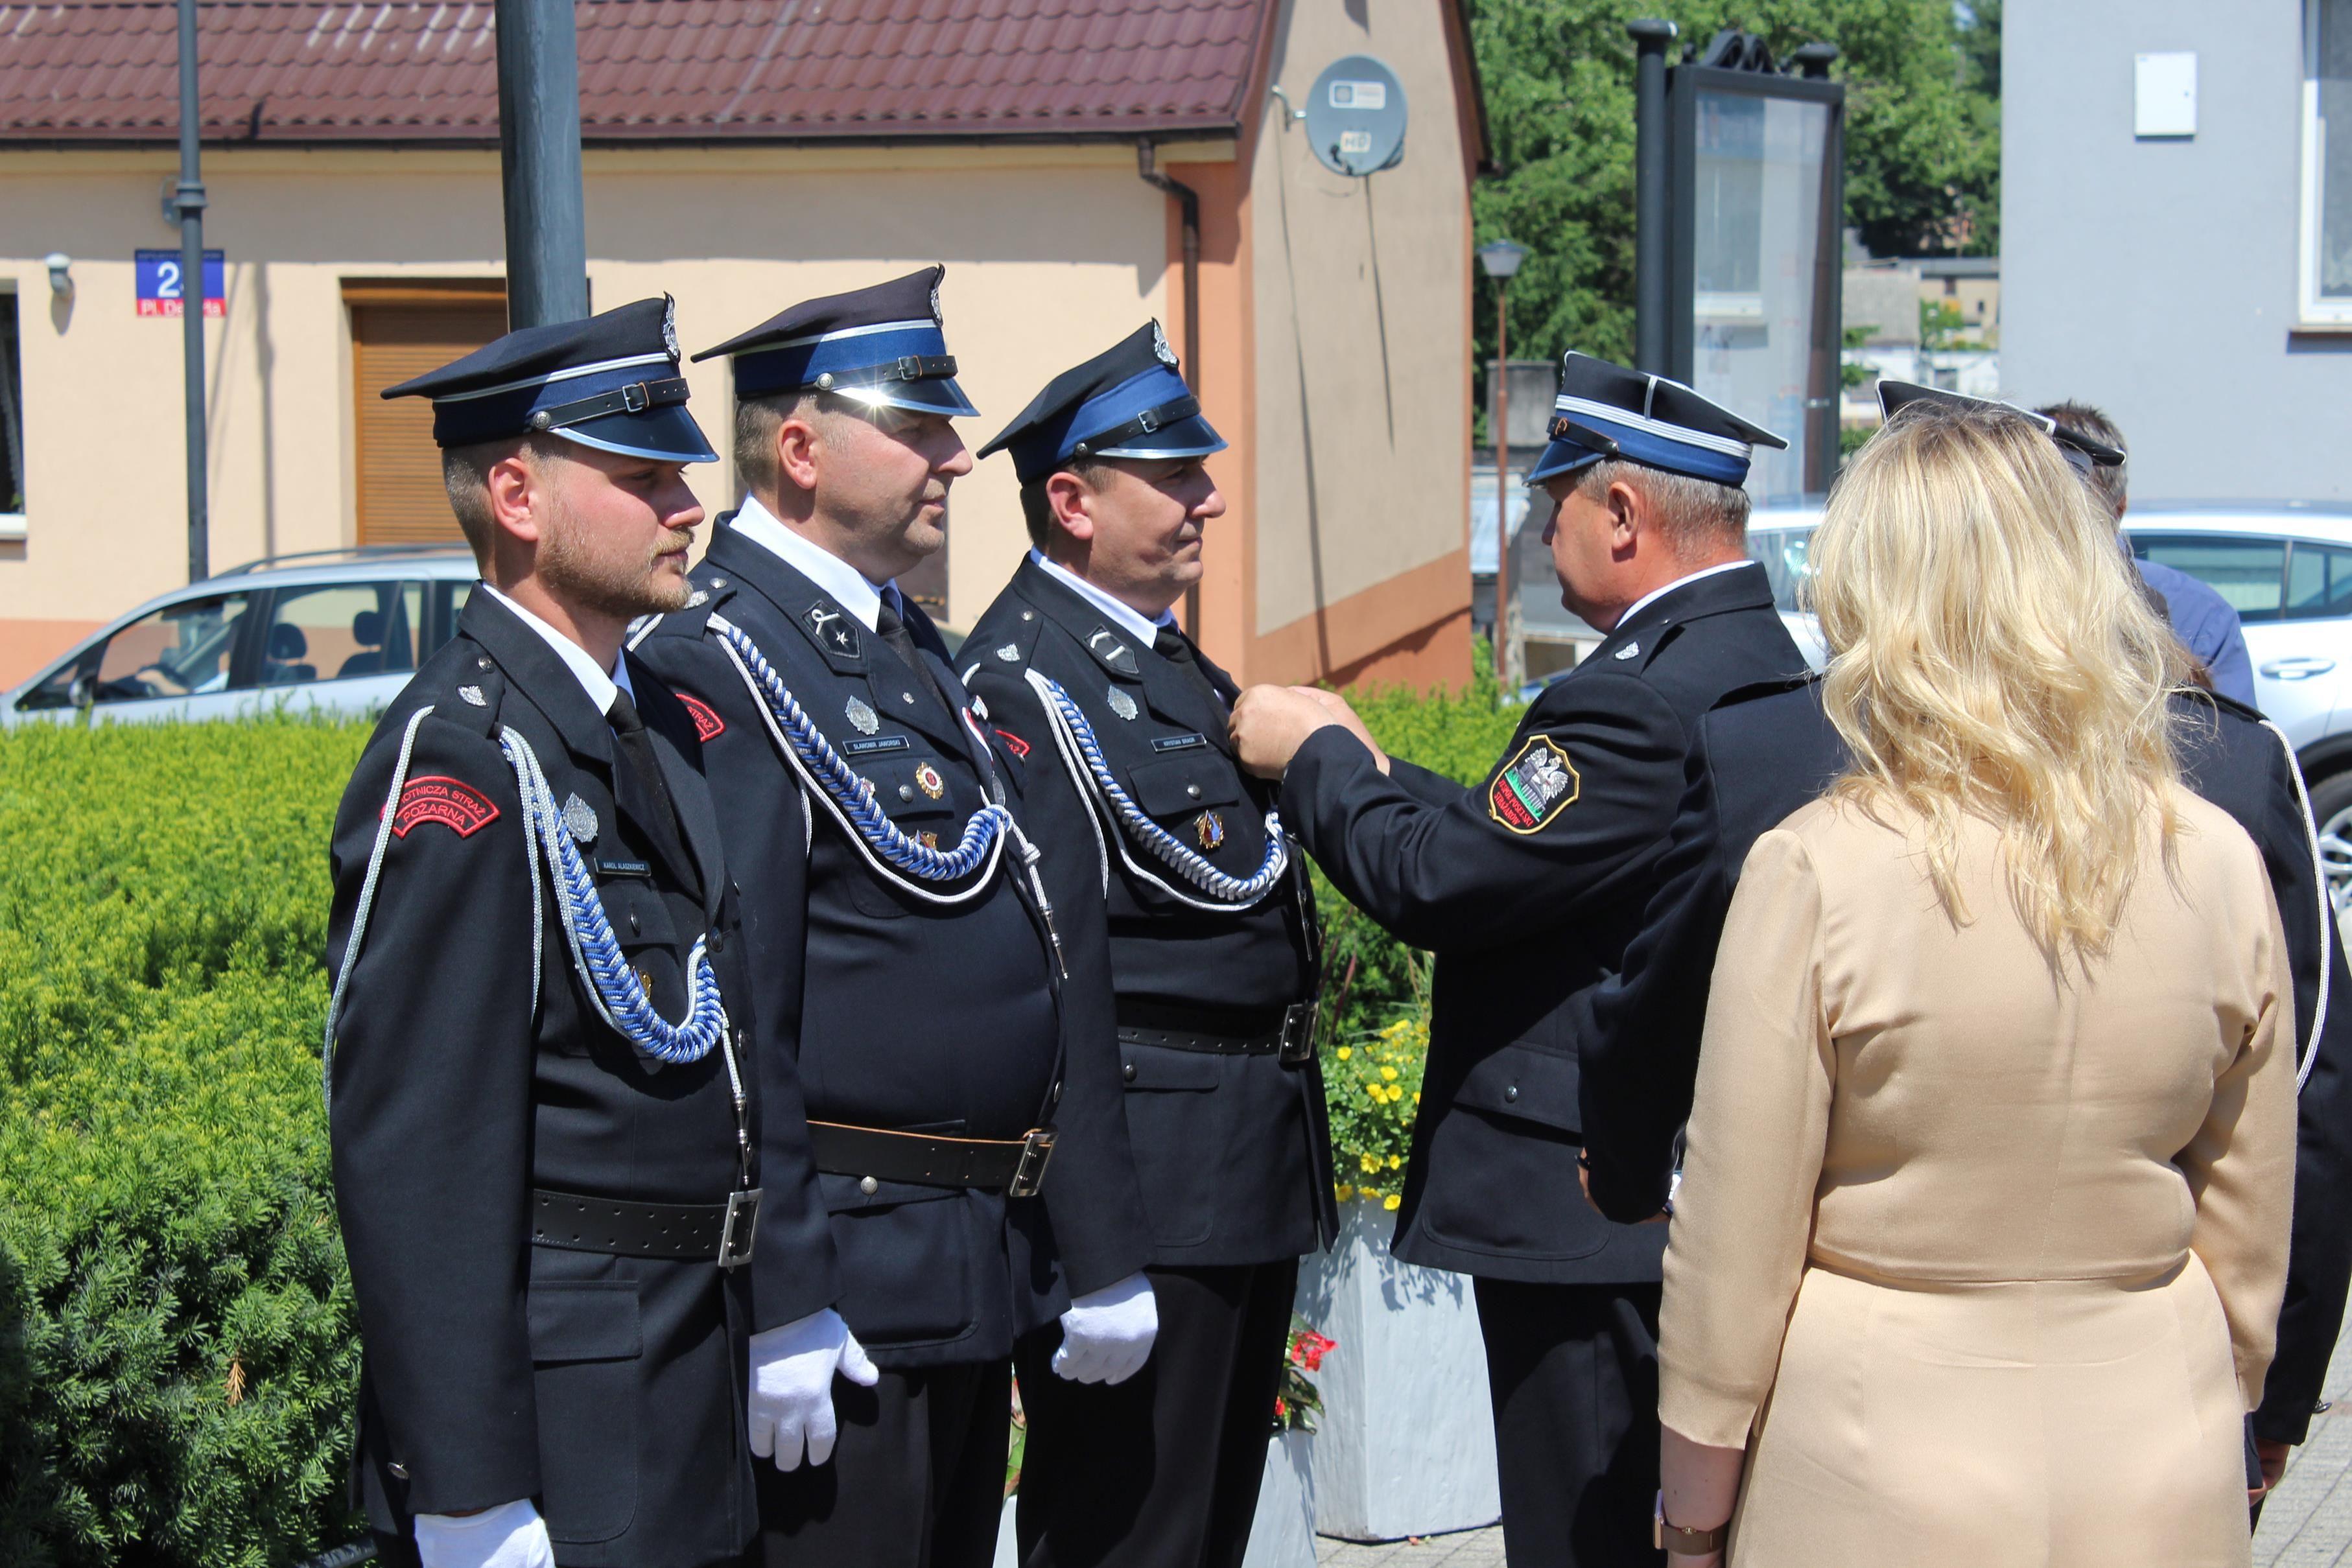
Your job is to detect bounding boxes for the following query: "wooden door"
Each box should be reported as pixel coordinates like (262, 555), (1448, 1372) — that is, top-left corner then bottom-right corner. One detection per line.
(348, 282), (507, 546)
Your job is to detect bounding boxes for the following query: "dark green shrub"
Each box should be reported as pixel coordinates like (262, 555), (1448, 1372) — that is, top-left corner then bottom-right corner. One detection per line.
(0, 716), (368, 1568)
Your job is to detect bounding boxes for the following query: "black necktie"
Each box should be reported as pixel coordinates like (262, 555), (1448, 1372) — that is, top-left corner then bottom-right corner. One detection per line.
(877, 596), (952, 717)
(606, 688), (696, 893)
(1153, 625), (1226, 710)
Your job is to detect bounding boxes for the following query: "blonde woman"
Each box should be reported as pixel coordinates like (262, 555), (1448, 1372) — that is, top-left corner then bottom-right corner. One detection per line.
(1653, 404), (2296, 1565)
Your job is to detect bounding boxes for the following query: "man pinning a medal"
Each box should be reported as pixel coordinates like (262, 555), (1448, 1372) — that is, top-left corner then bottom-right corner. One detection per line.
(629, 268), (1158, 1568)
(961, 323), (1336, 1568)
(326, 297), (824, 1568)
(1228, 354), (1808, 1567)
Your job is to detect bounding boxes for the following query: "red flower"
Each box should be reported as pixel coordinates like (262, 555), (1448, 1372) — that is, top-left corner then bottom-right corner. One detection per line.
(1274, 1397), (1289, 1420)
(1291, 1330), (1336, 1372)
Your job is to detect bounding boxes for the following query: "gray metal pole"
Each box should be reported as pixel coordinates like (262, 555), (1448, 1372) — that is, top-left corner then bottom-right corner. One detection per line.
(174, 0), (209, 581)
(1627, 18), (1676, 376)
(495, 0), (591, 329)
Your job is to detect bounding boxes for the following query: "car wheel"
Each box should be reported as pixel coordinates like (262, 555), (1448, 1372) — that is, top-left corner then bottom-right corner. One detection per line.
(2308, 769), (2352, 920)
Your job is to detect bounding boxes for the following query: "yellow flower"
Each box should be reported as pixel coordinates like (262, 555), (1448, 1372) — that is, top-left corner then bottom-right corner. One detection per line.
(1380, 1066), (1399, 1082)
(1383, 1194), (1402, 1211)
(1387, 1154), (1402, 1169)
(1359, 1153), (1381, 1175)
(1367, 1084), (1386, 1101)
(1334, 1182), (1355, 1202)
(1389, 1084), (1407, 1103)
(1336, 1046), (1353, 1060)
(1413, 1092), (1422, 1104)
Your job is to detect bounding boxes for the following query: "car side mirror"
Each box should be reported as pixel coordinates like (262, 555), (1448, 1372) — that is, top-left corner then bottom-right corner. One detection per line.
(68, 672), (94, 711)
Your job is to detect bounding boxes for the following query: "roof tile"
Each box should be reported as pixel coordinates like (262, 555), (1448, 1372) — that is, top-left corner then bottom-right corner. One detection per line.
(0, 0), (1268, 141)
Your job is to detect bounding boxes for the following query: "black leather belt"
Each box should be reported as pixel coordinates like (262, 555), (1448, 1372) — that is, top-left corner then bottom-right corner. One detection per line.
(530, 1187), (761, 1269)
(808, 1120), (1057, 1199)
(1116, 998), (1321, 1067)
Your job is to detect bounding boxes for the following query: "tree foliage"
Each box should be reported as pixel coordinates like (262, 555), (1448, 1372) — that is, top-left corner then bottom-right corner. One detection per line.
(1468, 0), (2001, 379)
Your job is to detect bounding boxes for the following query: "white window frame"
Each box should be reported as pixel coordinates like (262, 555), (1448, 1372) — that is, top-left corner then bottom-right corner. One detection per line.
(2301, 1), (2352, 325)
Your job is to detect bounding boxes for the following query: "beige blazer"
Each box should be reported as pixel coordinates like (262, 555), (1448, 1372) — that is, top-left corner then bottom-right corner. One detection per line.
(1660, 788), (2295, 1566)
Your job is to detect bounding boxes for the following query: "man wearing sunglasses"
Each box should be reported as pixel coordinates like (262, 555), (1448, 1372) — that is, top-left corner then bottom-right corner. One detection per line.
(1229, 353), (1807, 1567)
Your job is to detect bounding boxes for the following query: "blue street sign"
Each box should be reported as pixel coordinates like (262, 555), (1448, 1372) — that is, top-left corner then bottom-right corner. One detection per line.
(135, 249), (225, 317)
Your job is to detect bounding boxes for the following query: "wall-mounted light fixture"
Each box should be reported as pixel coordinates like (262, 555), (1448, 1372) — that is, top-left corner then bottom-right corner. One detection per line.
(43, 253), (72, 297)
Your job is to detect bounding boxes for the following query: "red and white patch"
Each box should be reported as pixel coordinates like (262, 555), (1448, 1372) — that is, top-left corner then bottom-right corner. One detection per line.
(993, 727), (1031, 760)
(388, 775), (502, 839)
(678, 692), (726, 742)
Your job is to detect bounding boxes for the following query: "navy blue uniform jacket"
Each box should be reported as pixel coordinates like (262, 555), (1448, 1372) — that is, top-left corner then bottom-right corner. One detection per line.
(1281, 563), (1805, 1284)
(965, 557), (1336, 1266)
(1576, 677), (2352, 1444)
(327, 591), (819, 1566)
(631, 522), (1151, 1368)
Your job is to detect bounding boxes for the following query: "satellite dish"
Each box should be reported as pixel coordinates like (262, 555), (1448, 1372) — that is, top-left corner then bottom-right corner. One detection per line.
(1303, 55), (1407, 178)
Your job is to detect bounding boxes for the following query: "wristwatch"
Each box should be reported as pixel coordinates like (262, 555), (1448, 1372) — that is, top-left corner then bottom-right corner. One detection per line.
(1653, 1492), (1726, 1556)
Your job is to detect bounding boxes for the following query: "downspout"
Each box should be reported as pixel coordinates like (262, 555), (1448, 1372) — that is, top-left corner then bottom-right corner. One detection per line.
(1137, 141), (1205, 635)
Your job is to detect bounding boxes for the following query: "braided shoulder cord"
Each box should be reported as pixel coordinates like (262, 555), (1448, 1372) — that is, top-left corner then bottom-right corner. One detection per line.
(497, 726), (729, 1065)
(708, 613), (1011, 905)
(1024, 669), (1288, 911)
(322, 705), (435, 1111)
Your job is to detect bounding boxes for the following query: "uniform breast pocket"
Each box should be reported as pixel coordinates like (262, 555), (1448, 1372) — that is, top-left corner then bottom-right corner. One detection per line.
(1120, 1047), (1221, 1248)
(526, 1280), (642, 1544)
(843, 755), (965, 920)
(1124, 753), (1251, 863)
(587, 879), (683, 1035)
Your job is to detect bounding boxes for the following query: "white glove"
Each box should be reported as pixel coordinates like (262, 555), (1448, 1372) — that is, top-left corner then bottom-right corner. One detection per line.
(1051, 1272), (1158, 1385)
(747, 1307), (880, 1470)
(413, 1499), (556, 1568)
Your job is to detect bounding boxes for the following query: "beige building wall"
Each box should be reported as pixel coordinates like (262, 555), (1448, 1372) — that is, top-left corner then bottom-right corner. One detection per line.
(0, 143), (1198, 683)
(1249, 0), (1472, 653)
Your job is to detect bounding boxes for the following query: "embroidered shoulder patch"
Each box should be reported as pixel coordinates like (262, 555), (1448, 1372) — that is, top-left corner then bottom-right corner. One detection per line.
(390, 775), (502, 839)
(677, 692), (725, 742)
(1487, 736), (1580, 834)
(993, 727), (1031, 760)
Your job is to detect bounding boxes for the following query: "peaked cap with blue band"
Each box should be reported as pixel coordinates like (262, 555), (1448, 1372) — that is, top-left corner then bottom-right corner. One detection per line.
(692, 265), (978, 417)
(1524, 351), (1786, 487)
(379, 295), (717, 463)
(978, 322), (1224, 485)
(1875, 380), (2126, 476)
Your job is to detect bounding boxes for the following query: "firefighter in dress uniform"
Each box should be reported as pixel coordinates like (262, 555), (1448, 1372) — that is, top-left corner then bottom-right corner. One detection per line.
(959, 323), (1337, 1568)
(628, 269), (1157, 1568)
(327, 298), (827, 1568)
(1227, 354), (1808, 1566)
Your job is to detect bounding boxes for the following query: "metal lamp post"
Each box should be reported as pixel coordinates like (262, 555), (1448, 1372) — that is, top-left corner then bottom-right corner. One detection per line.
(1477, 238), (1528, 691)
(173, 0), (209, 581)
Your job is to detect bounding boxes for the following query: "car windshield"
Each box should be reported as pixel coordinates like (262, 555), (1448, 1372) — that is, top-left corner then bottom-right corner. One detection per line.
(1746, 526), (1816, 613)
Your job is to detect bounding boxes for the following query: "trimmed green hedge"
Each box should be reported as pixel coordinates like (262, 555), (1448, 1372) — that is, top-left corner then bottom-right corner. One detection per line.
(0, 653), (1516, 1562)
(0, 716), (368, 1568)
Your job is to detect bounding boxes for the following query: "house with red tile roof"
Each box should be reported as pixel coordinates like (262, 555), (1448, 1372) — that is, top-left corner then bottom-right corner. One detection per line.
(0, 0), (1487, 690)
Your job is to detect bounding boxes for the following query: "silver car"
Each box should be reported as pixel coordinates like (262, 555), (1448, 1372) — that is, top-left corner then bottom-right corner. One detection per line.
(1, 546), (480, 728)
(1745, 502), (2352, 909)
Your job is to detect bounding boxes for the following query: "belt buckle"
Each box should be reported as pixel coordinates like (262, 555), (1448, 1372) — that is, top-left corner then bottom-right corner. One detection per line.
(718, 1187), (762, 1269)
(1009, 1128), (1057, 1199)
(1278, 1000), (1319, 1068)
(622, 381), (650, 413)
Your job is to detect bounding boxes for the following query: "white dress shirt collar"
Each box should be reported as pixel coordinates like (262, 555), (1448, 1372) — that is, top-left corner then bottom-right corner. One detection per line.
(478, 581), (633, 716)
(1612, 558), (1759, 633)
(729, 493), (900, 633)
(1028, 549), (1173, 651)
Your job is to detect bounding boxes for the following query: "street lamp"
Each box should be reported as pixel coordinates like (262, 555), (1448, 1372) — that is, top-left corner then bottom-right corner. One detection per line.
(1477, 239), (1529, 688)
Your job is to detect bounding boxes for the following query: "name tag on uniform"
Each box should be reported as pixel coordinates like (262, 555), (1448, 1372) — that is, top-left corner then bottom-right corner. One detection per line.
(845, 735), (911, 756)
(1149, 732), (1209, 753)
(595, 856), (653, 879)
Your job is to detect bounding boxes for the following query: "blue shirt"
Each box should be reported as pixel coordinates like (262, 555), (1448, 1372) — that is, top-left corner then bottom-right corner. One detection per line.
(2135, 557), (2257, 708)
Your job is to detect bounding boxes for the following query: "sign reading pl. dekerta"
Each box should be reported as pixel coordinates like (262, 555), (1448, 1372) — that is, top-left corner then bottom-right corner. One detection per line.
(134, 250), (226, 318)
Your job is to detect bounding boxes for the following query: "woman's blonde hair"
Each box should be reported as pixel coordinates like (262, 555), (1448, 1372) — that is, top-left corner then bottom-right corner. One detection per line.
(1808, 403), (2188, 959)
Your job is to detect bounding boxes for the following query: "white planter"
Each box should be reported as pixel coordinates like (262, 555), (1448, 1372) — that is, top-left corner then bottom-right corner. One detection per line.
(1294, 1198), (1501, 1541)
(993, 1495), (1018, 1567)
(1241, 1430), (1318, 1568)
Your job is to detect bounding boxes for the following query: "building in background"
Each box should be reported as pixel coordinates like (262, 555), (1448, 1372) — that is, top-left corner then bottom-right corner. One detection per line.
(0, 0), (1486, 690)
(2005, 0), (2352, 499)
(1839, 253), (1999, 423)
